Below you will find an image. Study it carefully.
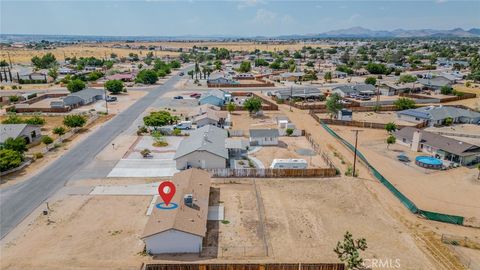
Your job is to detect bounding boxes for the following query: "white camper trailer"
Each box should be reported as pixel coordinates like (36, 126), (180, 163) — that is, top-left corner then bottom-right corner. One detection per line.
(270, 159), (308, 169)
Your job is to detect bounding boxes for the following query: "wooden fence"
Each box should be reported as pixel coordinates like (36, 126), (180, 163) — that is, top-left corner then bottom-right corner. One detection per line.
(304, 132), (336, 169)
(315, 118), (426, 130)
(208, 168), (337, 178)
(400, 92), (477, 103)
(208, 79), (274, 88)
(6, 93), (74, 113)
(145, 263), (345, 270)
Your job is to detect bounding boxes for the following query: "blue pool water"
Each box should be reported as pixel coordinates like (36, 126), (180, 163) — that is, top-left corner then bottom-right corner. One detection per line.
(415, 156), (443, 169)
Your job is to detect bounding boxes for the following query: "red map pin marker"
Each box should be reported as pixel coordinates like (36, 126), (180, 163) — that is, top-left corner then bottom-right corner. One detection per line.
(158, 181), (176, 206)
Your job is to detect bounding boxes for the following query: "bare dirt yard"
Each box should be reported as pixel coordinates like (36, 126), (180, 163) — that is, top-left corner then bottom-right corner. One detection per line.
(230, 111), (286, 131)
(316, 111), (416, 126)
(0, 195), (151, 270)
(250, 136), (328, 168)
(214, 179), (438, 268)
(330, 126), (480, 226)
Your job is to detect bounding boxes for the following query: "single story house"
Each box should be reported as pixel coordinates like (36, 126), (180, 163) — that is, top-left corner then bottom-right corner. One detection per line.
(207, 73), (238, 86)
(396, 106), (480, 127)
(187, 104), (221, 119)
(0, 124), (41, 144)
(249, 129), (279, 146)
(418, 75), (454, 90)
(192, 109), (228, 128)
(395, 127), (480, 166)
(379, 83), (413, 96)
(199, 89), (231, 107)
(333, 71), (348, 79)
(274, 72), (304, 82)
(141, 169), (211, 254)
(174, 125), (228, 170)
(234, 73), (255, 80)
(62, 88), (105, 107)
(273, 87), (323, 100)
(332, 84), (376, 97)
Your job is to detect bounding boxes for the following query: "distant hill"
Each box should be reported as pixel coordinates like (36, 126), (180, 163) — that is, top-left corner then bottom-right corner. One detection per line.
(278, 27), (480, 39)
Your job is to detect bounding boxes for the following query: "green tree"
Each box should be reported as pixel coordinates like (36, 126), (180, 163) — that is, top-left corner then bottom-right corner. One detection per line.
(440, 85), (453, 95)
(63, 115), (87, 128)
(1, 137), (28, 153)
(0, 149), (24, 172)
(366, 62), (387, 74)
(169, 60), (181, 69)
(243, 97), (262, 114)
(239, 61), (252, 73)
(254, 58), (269, 67)
(87, 71), (103, 81)
(385, 122), (397, 133)
(135, 69), (158, 84)
(394, 98), (416, 110)
(104, 80), (125, 94)
(364, 77), (376, 85)
(143, 111), (178, 127)
(67, 79), (86, 93)
(25, 115), (45, 125)
(48, 67), (59, 80)
(227, 102), (235, 114)
(31, 53), (57, 69)
(41, 135), (54, 147)
(398, 74), (417, 83)
(286, 128), (294, 136)
(324, 71), (332, 82)
(52, 126), (66, 136)
(2, 113), (24, 124)
(334, 231), (368, 270)
(444, 117), (453, 126)
(326, 93), (343, 119)
(8, 96), (19, 103)
(386, 135), (396, 149)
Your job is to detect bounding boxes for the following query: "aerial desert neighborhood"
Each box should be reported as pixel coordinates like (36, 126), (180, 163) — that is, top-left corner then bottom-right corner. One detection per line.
(1, 1), (480, 270)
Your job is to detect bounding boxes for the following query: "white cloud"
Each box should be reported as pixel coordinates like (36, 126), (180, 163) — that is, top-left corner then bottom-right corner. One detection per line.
(237, 0), (265, 10)
(253, 8), (277, 24)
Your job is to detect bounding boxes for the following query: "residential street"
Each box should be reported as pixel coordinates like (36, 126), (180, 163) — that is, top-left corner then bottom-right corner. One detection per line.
(0, 69), (189, 239)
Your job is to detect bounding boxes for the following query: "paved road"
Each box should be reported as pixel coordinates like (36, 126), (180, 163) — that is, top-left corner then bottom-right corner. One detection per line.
(0, 69), (190, 239)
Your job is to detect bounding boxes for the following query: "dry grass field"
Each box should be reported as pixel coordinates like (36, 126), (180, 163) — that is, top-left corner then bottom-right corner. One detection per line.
(1, 45), (179, 64)
(1, 41), (331, 64)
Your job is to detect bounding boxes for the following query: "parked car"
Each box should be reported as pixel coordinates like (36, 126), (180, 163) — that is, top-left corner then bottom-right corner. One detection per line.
(174, 121), (192, 130)
(190, 93), (201, 99)
(173, 96), (184, 99)
(179, 72), (184, 76)
(106, 96), (117, 102)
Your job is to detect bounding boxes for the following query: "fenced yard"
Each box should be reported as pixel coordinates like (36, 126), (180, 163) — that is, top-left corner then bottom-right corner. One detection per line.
(208, 168), (337, 178)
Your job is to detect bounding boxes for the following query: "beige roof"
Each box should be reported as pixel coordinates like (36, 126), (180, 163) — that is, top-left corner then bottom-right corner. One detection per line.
(188, 104), (221, 118)
(141, 169), (211, 239)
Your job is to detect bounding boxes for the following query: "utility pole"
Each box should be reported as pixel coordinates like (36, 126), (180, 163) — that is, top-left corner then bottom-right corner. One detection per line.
(289, 85), (293, 112)
(351, 129), (363, 177)
(104, 88), (109, 114)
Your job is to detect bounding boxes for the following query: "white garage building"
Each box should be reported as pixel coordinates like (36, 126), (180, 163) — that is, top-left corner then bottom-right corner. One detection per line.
(141, 169), (211, 254)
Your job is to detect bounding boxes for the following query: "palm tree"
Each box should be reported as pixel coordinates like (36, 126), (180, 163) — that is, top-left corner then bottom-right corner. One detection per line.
(194, 61), (200, 80)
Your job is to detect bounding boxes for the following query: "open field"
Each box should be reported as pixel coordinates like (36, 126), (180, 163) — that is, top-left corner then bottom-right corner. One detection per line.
(1, 42), (331, 64)
(250, 136), (328, 168)
(1, 45), (180, 64)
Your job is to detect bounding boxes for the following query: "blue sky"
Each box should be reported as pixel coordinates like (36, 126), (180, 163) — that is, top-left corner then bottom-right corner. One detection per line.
(1, 0), (479, 36)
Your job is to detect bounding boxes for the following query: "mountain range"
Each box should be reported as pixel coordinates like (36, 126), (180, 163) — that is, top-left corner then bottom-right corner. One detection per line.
(281, 27), (480, 38)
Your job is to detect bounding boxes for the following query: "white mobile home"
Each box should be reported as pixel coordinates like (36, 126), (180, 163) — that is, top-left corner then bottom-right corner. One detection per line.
(270, 159), (308, 169)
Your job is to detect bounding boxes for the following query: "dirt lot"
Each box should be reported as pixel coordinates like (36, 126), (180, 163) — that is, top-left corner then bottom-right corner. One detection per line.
(0, 195), (151, 270)
(230, 111), (285, 131)
(250, 136), (328, 168)
(214, 179), (438, 268)
(330, 126), (480, 226)
(317, 111), (416, 126)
